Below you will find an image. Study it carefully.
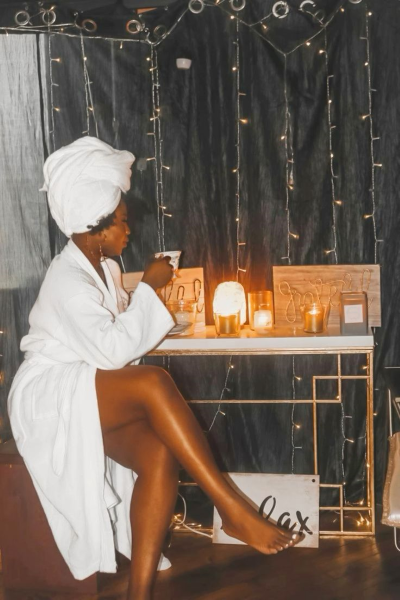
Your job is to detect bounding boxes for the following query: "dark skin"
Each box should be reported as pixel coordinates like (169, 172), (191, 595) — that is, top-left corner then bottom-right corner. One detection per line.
(72, 200), (300, 600)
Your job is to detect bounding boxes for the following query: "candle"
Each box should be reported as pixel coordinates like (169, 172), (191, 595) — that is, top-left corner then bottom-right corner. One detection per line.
(254, 309), (273, 333)
(303, 305), (324, 333)
(248, 291), (274, 330)
(214, 312), (240, 336)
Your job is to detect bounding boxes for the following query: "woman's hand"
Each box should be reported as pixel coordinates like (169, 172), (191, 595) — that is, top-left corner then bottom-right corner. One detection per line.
(141, 257), (173, 291)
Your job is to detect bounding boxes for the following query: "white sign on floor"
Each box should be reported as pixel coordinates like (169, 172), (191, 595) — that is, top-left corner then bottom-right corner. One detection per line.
(213, 473), (320, 548)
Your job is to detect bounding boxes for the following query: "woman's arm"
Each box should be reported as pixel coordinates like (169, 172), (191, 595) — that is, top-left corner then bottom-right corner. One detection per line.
(60, 282), (174, 369)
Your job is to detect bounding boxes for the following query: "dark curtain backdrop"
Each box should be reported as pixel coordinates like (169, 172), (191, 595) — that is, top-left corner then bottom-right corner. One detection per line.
(1, 0), (400, 518)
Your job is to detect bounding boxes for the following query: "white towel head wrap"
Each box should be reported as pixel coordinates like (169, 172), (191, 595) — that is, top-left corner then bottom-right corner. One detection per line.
(41, 136), (135, 237)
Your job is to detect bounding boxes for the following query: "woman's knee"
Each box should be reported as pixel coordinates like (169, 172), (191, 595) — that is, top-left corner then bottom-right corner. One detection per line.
(127, 365), (176, 398)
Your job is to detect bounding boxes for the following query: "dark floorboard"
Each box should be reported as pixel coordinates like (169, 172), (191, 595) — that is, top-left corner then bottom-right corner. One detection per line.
(1, 519), (399, 600)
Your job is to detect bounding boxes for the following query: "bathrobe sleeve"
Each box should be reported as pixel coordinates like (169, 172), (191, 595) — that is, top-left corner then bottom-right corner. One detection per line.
(59, 281), (174, 369)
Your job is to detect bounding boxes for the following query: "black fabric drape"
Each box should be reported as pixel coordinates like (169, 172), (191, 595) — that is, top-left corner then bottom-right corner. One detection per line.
(2, 0), (400, 518)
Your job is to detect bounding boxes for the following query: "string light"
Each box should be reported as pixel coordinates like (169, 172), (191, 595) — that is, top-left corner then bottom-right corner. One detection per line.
(48, 33), (57, 150)
(362, 9), (381, 263)
(291, 358), (303, 474)
(80, 31), (98, 138)
(282, 54), (297, 264)
(323, 30), (338, 263)
(1, 0), (346, 59)
(209, 20), (246, 433)
(149, 45), (170, 252)
(340, 402), (349, 504)
(207, 357), (233, 432)
(232, 19), (246, 280)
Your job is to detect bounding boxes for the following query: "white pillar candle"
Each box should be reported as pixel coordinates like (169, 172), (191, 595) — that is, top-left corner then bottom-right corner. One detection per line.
(254, 309), (273, 333)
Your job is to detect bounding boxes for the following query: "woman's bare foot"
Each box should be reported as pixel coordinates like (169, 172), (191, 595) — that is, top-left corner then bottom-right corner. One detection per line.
(219, 498), (301, 555)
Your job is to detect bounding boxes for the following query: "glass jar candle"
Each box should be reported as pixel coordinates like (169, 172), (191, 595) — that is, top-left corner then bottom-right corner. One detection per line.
(253, 309), (273, 333)
(248, 291), (274, 330)
(301, 302), (330, 334)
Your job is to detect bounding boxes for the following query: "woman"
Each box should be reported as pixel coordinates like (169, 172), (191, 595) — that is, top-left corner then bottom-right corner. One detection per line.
(8, 137), (299, 600)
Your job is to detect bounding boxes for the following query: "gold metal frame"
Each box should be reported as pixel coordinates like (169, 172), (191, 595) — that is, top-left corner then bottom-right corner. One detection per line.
(150, 345), (375, 537)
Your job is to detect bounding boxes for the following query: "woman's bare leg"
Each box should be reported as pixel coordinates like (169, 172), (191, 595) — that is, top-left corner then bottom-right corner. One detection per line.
(97, 366), (298, 594)
(103, 420), (179, 600)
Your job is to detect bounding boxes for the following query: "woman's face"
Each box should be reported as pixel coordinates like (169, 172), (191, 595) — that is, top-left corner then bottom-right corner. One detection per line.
(101, 200), (130, 257)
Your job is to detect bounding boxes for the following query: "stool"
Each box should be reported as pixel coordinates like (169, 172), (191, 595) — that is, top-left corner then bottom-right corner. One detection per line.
(0, 439), (97, 595)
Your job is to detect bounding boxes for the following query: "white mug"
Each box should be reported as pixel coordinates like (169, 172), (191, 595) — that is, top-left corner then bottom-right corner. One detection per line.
(176, 58), (192, 70)
(154, 250), (182, 276)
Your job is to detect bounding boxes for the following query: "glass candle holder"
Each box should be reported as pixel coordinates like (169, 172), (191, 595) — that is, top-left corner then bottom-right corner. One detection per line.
(248, 291), (274, 330)
(301, 302), (330, 334)
(214, 311), (241, 336)
(166, 299), (197, 336)
(254, 309), (273, 333)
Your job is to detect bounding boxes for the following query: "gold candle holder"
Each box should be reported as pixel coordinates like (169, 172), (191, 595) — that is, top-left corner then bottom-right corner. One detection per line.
(214, 311), (241, 336)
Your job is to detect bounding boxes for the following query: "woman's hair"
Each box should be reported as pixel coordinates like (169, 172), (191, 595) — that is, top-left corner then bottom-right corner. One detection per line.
(87, 210), (116, 235)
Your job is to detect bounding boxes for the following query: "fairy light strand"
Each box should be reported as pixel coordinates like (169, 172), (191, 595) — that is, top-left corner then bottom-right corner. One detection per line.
(209, 20), (245, 432)
(80, 32), (90, 135)
(281, 54), (297, 263)
(80, 32), (99, 138)
(234, 19), (246, 279)
(323, 30), (338, 263)
(155, 49), (168, 249)
(2, 0), (348, 61)
(47, 33), (57, 151)
(291, 357), (303, 473)
(206, 358), (233, 432)
(206, 0), (346, 59)
(149, 45), (163, 252)
(363, 9), (380, 263)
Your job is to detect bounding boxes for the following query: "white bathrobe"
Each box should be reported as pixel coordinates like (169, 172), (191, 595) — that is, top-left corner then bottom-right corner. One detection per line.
(8, 240), (174, 580)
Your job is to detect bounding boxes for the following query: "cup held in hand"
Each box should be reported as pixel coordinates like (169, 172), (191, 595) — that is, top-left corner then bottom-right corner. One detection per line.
(154, 250), (181, 277)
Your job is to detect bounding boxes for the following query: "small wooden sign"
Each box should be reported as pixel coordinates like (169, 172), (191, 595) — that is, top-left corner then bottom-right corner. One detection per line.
(213, 473), (320, 549)
(273, 265), (381, 327)
(122, 267), (205, 327)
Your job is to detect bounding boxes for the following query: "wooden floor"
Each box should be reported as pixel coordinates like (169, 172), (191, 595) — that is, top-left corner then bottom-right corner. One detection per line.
(1, 516), (399, 600)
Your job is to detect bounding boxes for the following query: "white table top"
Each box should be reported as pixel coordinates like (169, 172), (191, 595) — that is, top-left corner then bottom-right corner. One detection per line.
(151, 325), (374, 355)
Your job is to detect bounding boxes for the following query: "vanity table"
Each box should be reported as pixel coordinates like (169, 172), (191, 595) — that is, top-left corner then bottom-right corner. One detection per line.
(150, 325), (375, 536)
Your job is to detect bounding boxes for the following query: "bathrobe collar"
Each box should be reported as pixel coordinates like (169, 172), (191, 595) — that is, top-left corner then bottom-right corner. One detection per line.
(65, 240), (120, 317)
